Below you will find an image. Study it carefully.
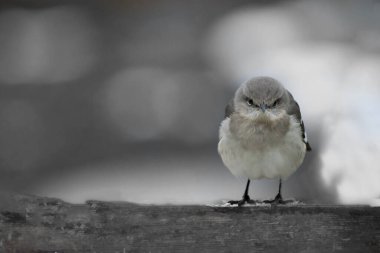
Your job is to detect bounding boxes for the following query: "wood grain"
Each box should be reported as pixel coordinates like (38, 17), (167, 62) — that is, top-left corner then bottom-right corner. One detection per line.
(0, 193), (379, 252)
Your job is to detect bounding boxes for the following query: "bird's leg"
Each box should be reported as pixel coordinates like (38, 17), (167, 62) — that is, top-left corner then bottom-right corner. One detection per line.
(228, 179), (256, 206)
(264, 178), (285, 204)
(275, 178), (284, 202)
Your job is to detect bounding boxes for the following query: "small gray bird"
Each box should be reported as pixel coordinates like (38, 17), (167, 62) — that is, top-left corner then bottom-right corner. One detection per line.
(218, 76), (311, 206)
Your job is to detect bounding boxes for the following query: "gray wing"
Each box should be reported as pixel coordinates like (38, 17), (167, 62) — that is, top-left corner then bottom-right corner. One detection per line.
(224, 98), (235, 118)
(286, 91), (312, 151)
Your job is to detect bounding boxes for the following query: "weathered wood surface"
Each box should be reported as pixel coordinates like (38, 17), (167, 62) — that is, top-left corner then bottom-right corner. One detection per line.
(0, 193), (379, 253)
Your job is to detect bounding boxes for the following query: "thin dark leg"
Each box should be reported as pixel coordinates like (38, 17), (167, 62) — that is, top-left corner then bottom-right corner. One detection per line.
(228, 179), (255, 206)
(243, 179), (251, 200)
(275, 178), (283, 200)
(264, 178), (285, 204)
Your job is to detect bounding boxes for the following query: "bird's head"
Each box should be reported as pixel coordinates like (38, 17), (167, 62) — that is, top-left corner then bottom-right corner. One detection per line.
(233, 76), (289, 121)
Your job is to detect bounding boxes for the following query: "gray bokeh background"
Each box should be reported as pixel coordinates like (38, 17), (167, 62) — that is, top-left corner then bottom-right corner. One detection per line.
(0, 0), (379, 205)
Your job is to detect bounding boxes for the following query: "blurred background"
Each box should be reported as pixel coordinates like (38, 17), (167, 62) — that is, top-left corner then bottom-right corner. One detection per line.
(0, 0), (379, 206)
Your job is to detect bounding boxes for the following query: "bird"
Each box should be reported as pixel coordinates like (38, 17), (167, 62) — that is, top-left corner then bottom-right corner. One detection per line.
(218, 76), (311, 206)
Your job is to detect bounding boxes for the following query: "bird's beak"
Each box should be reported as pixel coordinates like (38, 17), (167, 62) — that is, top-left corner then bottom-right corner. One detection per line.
(260, 104), (267, 112)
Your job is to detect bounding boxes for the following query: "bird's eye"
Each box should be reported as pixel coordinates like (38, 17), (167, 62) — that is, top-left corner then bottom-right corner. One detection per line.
(246, 98), (254, 106)
(272, 99), (280, 107)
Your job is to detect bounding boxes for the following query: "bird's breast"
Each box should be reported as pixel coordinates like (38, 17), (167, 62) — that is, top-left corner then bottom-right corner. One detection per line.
(218, 115), (306, 180)
(229, 112), (291, 150)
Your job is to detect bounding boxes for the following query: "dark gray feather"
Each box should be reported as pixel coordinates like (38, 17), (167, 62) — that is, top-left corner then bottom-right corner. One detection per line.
(224, 99), (235, 119)
(286, 91), (312, 151)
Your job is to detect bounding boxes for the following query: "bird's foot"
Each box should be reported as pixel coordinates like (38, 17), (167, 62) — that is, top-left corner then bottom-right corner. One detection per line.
(228, 195), (256, 206)
(264, 193), (290, 205)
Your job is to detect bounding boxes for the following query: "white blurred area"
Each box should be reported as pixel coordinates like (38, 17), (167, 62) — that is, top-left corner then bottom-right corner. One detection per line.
(205, 0), (380, 205)
(36, 154), (288, 205)
(0, 0), (379, 206)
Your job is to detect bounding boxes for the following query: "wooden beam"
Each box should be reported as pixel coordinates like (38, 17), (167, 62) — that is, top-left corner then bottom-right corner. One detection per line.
(1, 193), (379, 252)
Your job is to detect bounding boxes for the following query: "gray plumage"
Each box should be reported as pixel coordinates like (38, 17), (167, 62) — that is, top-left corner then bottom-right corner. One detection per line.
(224, 77), (311, 151)
(218, 76), (311, 205)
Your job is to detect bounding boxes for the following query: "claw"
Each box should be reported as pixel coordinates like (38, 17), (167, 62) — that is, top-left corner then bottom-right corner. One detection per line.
(264, 193), (292, 205)
(228, 195), (256, 206)
(264, 193), (284, 204)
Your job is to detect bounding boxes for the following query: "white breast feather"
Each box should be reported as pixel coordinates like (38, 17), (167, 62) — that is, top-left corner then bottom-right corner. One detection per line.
(218, 116), (306, 180)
